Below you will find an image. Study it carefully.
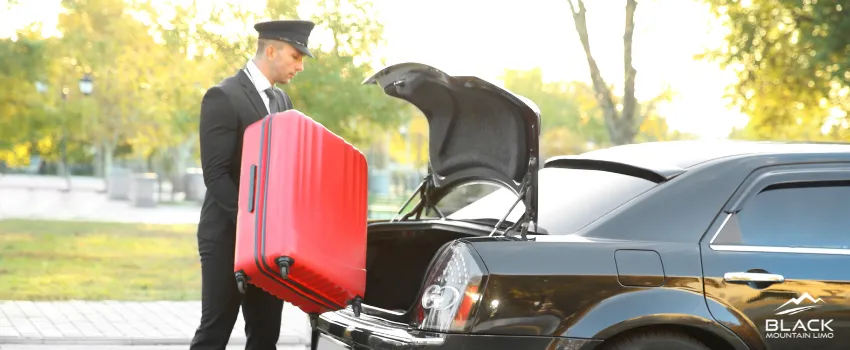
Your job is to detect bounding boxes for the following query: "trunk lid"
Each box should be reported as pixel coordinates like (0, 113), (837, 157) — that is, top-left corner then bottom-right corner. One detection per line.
(363, 62), (542, 238)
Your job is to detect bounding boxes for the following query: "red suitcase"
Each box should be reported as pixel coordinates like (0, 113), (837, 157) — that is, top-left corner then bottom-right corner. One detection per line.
(233, 109), (368, 316)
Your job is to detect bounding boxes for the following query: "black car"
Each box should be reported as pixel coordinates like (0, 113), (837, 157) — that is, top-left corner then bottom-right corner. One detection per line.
(312, 62), (850, 350)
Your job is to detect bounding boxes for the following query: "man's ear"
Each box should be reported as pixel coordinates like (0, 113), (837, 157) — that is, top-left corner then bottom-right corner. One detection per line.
(265, 43), (276, 59)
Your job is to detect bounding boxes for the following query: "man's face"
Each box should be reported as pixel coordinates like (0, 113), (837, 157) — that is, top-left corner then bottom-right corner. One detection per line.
(268, 42), (305, 85)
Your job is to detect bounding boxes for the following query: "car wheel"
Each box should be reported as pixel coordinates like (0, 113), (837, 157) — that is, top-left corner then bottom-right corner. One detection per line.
(602, 330), (712, 350)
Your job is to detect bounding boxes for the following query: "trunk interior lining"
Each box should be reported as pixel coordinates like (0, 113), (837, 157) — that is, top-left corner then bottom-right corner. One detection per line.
(364, 227), (477, 312)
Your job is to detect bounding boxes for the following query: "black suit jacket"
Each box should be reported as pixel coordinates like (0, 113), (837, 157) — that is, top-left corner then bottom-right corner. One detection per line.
(197, 68), (293, 244)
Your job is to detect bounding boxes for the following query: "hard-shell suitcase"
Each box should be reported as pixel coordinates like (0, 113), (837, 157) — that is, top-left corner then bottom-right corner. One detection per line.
(233, 109), (368, 316)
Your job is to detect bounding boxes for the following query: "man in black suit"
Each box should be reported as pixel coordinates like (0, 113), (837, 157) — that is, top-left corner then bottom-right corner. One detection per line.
(191, 19), (316, 350)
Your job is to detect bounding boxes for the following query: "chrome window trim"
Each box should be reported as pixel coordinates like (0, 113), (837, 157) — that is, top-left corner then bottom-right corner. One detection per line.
(708, 212), (850, 255)
(707, 212), (732, 245)
(711, 244), (850, 256)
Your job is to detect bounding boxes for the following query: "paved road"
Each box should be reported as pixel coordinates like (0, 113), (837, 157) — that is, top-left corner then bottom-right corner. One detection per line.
(0, 188), (201, 224)
(0, 175), (200, 224)
(0, 175), (108, 191)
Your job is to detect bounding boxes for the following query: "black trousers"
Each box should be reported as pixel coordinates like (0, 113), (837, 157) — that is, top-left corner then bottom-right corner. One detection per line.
(190, 237), (284, 350)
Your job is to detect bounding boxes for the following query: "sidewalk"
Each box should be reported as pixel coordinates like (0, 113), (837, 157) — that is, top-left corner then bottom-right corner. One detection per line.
(0, 301), (311, 346)
(1, 176), (310, 346)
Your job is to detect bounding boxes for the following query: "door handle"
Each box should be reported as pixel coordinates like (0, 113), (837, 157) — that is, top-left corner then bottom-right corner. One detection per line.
(724, 272), (785, 283)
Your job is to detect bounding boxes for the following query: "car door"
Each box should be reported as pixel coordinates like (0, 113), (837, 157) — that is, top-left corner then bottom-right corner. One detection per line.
(700, 163), (850, 350)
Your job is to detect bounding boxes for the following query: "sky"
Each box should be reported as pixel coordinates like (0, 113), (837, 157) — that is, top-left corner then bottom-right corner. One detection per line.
(0, 0), (750, 138)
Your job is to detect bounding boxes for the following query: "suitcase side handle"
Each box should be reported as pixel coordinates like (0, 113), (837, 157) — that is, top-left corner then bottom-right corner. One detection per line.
(247, 164), (258, 213)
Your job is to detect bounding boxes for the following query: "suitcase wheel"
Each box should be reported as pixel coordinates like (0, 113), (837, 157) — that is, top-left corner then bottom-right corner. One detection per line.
(275, 256), (295, 280)
(235, 271), (248, 294)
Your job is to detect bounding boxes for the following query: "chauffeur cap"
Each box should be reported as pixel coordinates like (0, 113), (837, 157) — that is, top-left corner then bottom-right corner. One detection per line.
(254, 19), (316, 58)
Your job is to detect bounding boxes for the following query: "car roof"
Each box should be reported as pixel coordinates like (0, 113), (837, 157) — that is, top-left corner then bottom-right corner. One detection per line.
(567, 139), (850, 170)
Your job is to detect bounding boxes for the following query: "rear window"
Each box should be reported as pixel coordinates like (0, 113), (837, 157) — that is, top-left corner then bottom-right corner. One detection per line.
(442, 168), (658, 234)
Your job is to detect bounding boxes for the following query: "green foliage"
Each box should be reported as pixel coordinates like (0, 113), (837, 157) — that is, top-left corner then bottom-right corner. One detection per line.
(501, 67), (687, 158)
(502, 68), (608, 156)
(0, 0), (405, 173)
(0, 33), (60, 165)
(700, 0), (850, 140)
(285, 0), (410, 148)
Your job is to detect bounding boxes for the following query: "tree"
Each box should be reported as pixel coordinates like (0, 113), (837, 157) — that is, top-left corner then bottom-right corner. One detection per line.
(53, 0), (167, 178)
(568, 0), (646, 145)
(3, 0), (19, 10)
(502, 68), (606, 156)
(0, 0), (411, 186)
(700, 0), (850, 140)
(283, 0), (413, 148)
(501, 67), (685, 159)
(187, 0), (412, 149)
(0, 30), (62, 168)
(132, 0), (228, 194)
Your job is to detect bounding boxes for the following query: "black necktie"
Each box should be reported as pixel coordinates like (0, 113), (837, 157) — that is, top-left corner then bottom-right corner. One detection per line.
(264, 87), (279, 114)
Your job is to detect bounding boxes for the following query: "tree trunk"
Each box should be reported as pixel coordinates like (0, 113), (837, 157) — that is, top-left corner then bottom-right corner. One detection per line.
(94, 143), (104, 178)
(568, 0), (640, 145)
(102, 139), (115, 192)
(164, 148), (176, 202)
(620, 0), (638, 144)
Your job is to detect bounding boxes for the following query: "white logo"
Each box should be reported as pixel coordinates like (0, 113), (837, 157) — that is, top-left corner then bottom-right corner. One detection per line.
(774, 292), (825, 315)
(765, 292), (834, 340)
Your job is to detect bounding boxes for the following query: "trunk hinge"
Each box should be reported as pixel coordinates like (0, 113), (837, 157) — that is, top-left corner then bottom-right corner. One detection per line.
(392, 172), (446, 222)
(488, 156), (538, 241)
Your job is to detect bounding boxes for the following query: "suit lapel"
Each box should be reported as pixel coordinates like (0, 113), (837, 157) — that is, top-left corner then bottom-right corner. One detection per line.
(237, 69), (266, 118)
(275, 89), (286, 112)
(277, 89), (292, 111)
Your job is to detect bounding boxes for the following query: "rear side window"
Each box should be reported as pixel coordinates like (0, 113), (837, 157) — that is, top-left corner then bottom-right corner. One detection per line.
(443, 168), (658, 234)
(719, 182), (850, 249)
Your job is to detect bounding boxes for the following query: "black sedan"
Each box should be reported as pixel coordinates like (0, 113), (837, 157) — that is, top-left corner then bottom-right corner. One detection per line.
(312, 62), (850, 350)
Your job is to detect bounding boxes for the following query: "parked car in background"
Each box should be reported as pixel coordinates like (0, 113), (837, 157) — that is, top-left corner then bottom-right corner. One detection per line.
(313, 62), (850, 350)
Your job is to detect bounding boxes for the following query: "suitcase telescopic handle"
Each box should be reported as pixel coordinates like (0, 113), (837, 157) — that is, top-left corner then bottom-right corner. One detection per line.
(247, 164), (258, 213)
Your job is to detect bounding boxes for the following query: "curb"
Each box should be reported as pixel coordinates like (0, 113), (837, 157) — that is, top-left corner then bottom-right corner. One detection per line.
(0, 334), (309, 346)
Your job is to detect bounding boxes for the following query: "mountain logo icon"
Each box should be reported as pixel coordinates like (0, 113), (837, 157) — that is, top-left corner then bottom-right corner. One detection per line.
(774, 292), (825, 316)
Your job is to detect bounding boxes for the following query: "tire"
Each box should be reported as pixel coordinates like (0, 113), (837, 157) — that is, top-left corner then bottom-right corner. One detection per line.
(602, 330), (712, 350)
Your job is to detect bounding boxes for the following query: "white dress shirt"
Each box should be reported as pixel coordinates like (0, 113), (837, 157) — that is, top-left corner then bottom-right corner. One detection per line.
(244, 59), (273, 114)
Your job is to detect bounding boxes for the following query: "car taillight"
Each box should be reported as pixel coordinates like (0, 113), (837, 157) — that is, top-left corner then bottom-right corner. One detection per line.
(414, 240), (486, 333)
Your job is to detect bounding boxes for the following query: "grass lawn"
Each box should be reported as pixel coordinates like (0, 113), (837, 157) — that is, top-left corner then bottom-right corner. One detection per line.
(0, 219), (202, 301)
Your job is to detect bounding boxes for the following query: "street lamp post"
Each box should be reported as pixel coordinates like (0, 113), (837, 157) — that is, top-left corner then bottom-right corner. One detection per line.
(56, 73), (93, 193)
(33, 74), (94, 192)
(78, 74), (94, 180)
(34, 80), (69, 188)
(60, 87), (70, 192)
(31, 82), (48, 176)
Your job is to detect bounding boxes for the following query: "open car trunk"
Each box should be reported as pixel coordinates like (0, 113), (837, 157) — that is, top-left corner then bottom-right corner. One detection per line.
(362, 222), (482, 313)
(350, 61), (542, 322)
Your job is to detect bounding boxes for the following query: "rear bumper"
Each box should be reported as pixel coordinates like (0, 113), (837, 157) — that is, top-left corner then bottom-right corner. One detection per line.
(316, 308), (602, 350)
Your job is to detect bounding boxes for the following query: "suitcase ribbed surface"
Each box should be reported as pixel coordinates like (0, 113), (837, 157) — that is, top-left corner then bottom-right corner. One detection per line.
(236, 110), (367, 315)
